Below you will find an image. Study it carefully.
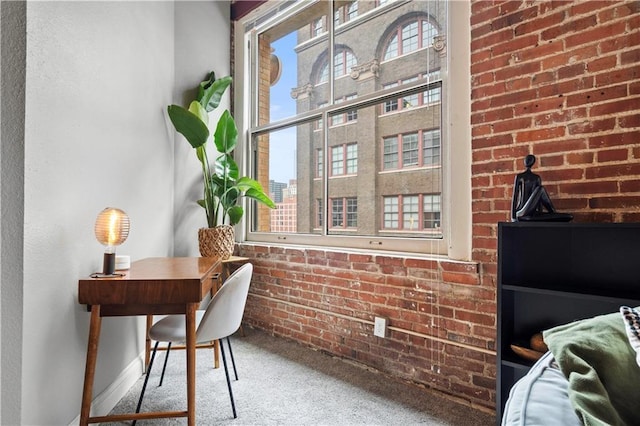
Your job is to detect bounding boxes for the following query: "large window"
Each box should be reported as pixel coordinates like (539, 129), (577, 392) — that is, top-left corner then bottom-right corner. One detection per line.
(239, 0), (452, 254)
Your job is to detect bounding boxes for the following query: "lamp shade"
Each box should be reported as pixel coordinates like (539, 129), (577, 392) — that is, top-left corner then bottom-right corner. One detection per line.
(94, 207), (130, 248)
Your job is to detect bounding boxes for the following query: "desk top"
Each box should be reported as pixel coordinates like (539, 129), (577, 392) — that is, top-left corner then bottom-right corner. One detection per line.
(78, 257), (221, 314)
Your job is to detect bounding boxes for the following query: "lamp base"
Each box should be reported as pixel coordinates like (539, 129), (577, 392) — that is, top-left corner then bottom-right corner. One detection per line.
(103, 252), (116, 275)
(90, 272), (125, 278)
(89, 252), (125, 278)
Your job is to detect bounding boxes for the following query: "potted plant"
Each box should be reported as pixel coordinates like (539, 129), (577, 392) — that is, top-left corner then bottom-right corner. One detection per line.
(168, 71), (275, 258)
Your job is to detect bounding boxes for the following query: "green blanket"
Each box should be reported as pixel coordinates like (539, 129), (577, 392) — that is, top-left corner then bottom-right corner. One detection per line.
(543, 311), (640, 426)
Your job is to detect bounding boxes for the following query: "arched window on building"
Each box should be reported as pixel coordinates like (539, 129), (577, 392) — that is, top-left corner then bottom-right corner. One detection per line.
(317, 49), (357, 85)
(383, 17), (438, 61)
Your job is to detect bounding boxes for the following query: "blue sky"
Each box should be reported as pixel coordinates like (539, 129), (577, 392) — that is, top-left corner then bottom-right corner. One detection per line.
(268, 32), (298, 184)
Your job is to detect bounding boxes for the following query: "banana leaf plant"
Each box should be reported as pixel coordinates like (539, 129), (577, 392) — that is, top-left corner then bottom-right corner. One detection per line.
(167, 71), (275, 227)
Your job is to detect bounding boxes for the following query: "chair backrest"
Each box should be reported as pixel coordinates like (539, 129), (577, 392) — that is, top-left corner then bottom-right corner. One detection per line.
(196, 263), (253, 343)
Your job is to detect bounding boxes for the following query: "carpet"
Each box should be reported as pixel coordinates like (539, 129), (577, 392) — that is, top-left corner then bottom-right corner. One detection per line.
(107, 328), (495, 425)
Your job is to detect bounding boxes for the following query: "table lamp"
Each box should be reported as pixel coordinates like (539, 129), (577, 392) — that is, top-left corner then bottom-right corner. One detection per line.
(94, 207), (130, 276)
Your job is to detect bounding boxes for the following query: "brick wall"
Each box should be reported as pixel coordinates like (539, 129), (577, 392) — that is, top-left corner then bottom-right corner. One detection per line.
(236, 0), (640, 413)
(236, 245), (496, 409)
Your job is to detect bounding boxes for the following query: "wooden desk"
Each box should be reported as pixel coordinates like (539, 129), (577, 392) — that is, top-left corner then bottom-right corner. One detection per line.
(78, 257), (221, 426)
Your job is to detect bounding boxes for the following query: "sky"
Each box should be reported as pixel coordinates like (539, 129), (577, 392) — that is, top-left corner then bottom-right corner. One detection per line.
(268, 32), (298, 184)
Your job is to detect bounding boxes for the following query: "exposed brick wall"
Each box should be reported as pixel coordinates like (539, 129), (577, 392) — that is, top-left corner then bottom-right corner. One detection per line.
(235, 245), (496, 409)
(235, 0), (640, 414)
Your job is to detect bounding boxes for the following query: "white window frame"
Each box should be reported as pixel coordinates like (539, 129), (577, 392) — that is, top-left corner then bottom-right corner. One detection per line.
(233, 0), (471, 260)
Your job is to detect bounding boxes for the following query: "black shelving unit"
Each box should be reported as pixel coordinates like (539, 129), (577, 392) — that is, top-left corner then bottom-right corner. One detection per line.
(496, 222), (640, 423)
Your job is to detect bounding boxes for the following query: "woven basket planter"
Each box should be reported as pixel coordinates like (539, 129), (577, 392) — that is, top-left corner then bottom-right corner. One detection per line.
(198, 225), (235, 259)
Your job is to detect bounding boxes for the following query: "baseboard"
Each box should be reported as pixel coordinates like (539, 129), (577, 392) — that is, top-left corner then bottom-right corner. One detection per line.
(68, 353), (144, 425)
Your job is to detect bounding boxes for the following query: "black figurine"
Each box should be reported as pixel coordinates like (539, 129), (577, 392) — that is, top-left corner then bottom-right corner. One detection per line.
(511, 155), (572, 222)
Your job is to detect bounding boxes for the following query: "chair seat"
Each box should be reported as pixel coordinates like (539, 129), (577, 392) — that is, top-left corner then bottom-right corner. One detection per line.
(149, 310), (205, 343)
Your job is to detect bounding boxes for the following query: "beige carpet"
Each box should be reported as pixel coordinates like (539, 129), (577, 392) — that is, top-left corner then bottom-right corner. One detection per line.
(107, 328), (495, 425)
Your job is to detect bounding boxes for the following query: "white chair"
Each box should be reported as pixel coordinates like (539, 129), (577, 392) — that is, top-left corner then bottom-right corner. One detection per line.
(135, 262), (253, 421)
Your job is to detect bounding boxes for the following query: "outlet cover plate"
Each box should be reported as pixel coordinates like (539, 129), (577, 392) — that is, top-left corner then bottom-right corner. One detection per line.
(374, 316), (387, 337)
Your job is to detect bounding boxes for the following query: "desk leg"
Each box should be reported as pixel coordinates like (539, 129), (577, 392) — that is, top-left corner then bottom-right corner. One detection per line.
(185, 303), (197, 426)
(80, 305), (102, 426)
(214, 340), (220, 368)
(145, 315), (153, 371)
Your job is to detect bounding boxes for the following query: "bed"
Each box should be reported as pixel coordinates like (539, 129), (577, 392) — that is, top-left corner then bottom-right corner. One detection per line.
(501, 306), (640, 426)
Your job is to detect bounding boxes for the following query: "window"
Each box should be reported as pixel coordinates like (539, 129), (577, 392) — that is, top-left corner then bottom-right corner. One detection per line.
(334, 1), (358, 27)
(331, 95), (358, 126)
(423, 129), (440, 166)
(381, 75), (441, 115)
(330, 143), (357, 176)
(318, 50), (357, 85)
(346, 2), (358, 21)
(383, 18), (438, 60)
(383, 82), (399, 113)
(425, 85), (441, 104)
(423, 194), (441, 229)
(316, 148), (323, 178)
(312, 17), (324, 37)
(346, 143), (358, 174)
(403, 195), (419, 230)
(331, 146), (344, 176)
(346, 197), (358, 227)
(383, 137), (398, 170)
(383, 129), (439, 170)
(315, 102), (327, 129)
(241, 0), (455, 255)
(383, 197), (398, 228)
(331, 197), (357, 228)
(316, 199), (323, 227)
(402, 133), (419, 167)
(383, 194), (440, 231)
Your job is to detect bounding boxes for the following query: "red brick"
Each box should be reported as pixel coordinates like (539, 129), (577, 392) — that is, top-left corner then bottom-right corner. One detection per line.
(585, 163), (640, 179)
(595, 64), (640, 87)
(566, 84), (628, 107)
(566, 151), (594, 165)
(598, 148), (630, 163)
(589, 131), (640, 148)
(591, 98), (640, 118)
(565, 21), (627, 48)
(540, 14), (598, 41)
(515, 126), (566, 142)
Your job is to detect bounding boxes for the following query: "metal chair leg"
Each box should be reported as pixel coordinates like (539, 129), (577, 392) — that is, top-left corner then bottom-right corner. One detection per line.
(226, 337), (238, 381)
(219, 339), (237, 418)
(158, 341), (172, 387)
(133, 341), (159, 425)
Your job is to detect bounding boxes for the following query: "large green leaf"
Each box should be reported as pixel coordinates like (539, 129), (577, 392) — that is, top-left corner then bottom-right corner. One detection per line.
(245, 187), (277, 208)
(188, 100), (208, 126)
(201, 76), (232, 112)
(214, 153), (239, 181)
(167, 105), (209, 149)
(227, 205), (244, 225)
(213, 110), (238, 154)
(197, 71), (216, 102)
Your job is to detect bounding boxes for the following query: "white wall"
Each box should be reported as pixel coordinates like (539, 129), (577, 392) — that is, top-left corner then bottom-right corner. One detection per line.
(0, 1), (230, 424)
(173, 1), (231, 256)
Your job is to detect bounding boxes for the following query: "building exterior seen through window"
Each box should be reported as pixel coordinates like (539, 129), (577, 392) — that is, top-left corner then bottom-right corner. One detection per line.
(243, 0), (446, 253)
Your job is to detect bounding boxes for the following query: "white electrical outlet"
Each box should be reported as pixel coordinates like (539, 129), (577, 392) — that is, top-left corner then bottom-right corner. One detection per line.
(374, 316), (387, 337)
